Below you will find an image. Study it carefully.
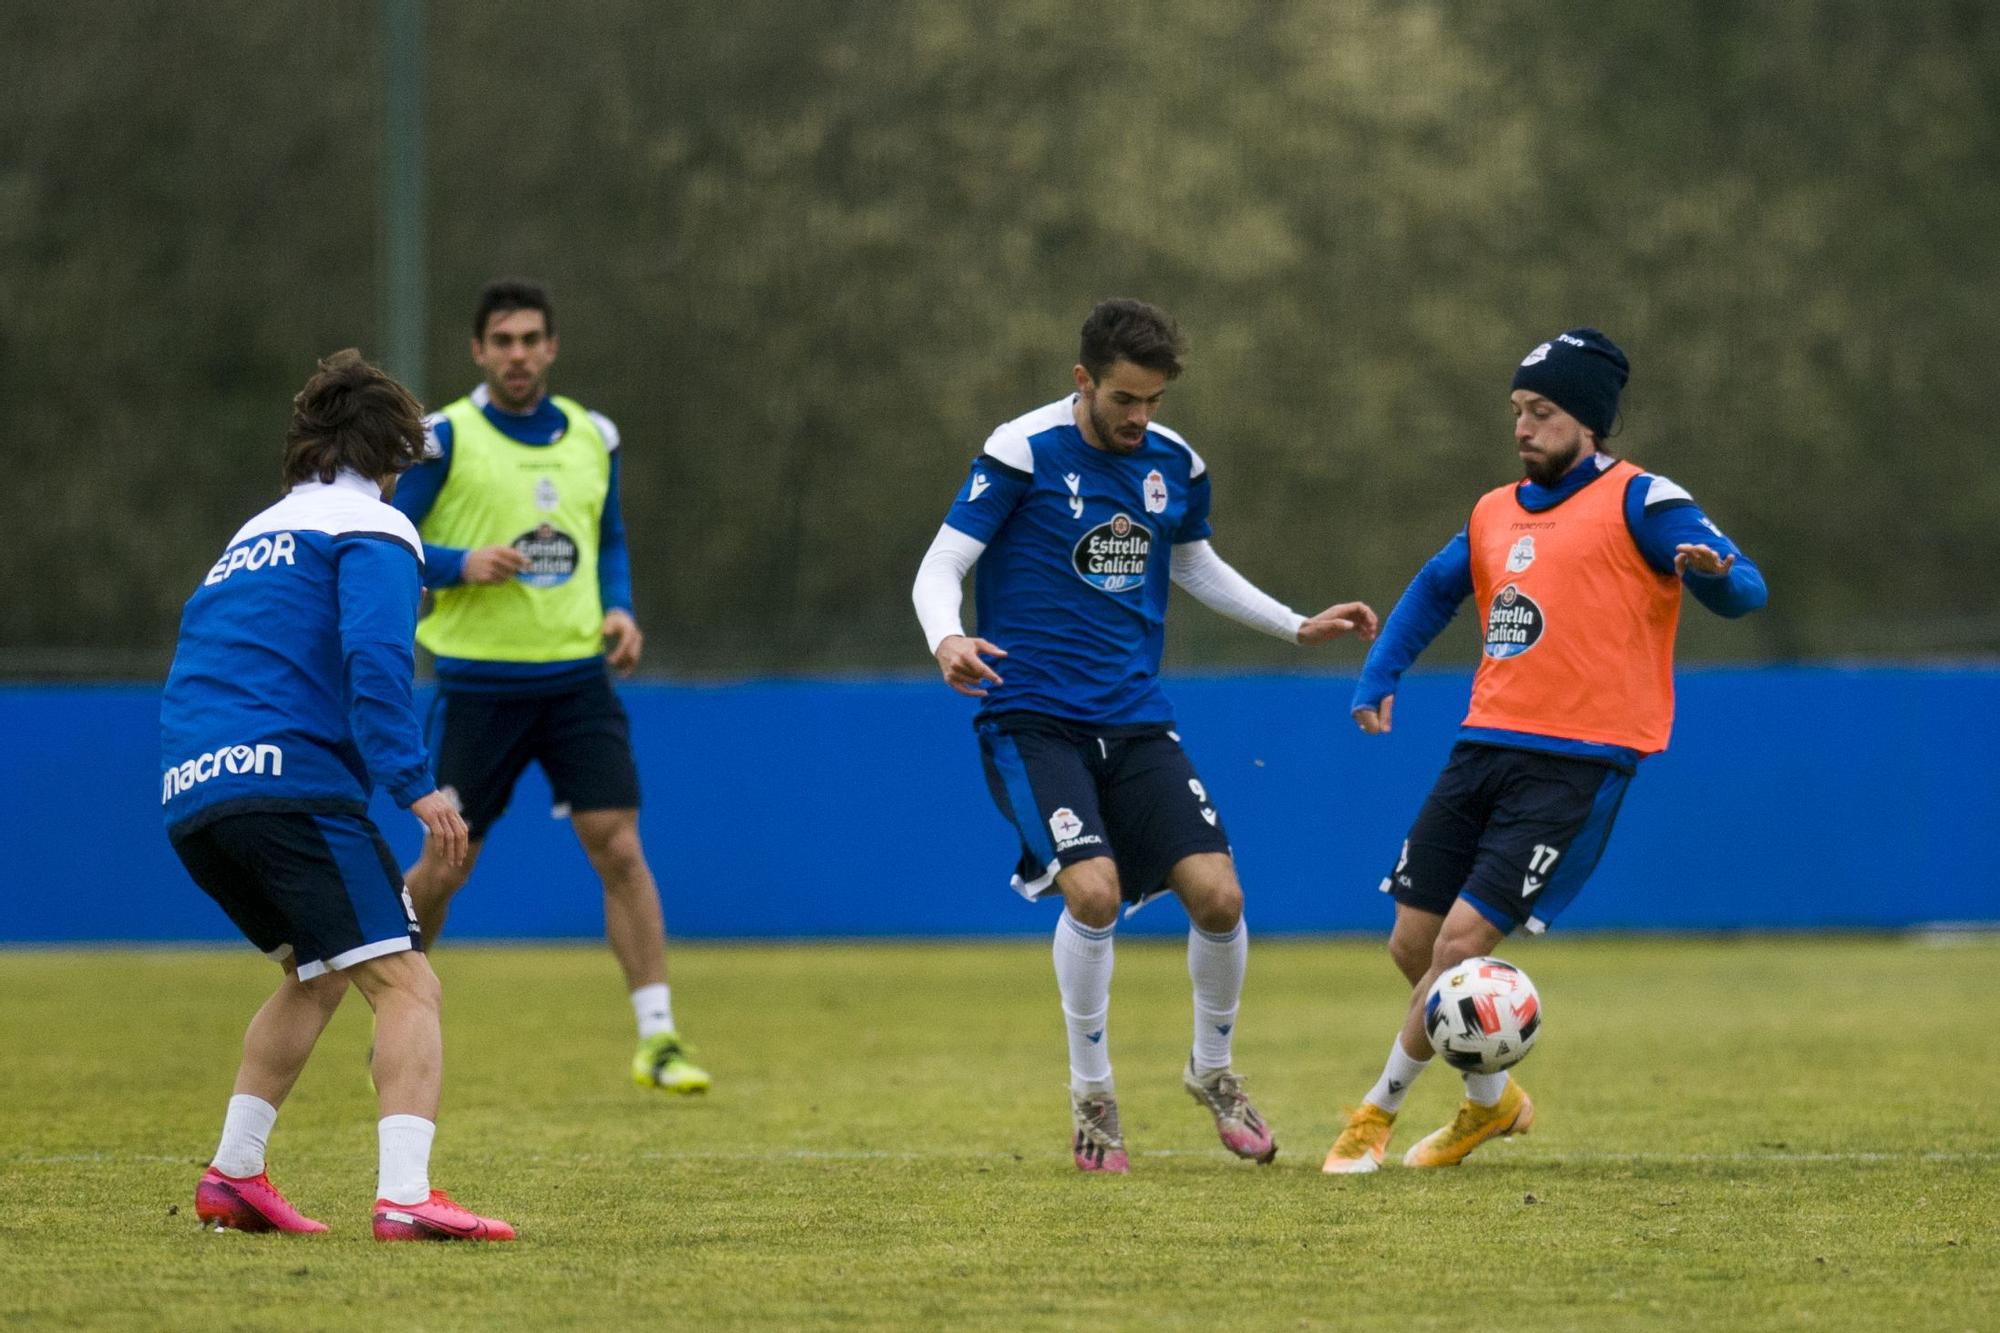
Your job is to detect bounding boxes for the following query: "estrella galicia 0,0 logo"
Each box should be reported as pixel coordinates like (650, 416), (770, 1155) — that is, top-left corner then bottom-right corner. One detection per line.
(1071, 513), (1151, 593)
(512, 524), (580, 587)
(1483, 583), (1545, 658)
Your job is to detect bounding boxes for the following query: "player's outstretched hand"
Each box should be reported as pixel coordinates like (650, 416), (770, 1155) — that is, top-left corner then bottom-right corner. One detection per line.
(1673, 543), (1736, 578)
(603, 609), (643, 675)
(935, 634), (1007, 698)
(462, 544), (531, 584)
(1354, 695), (1394, 735)
(411, 790), (468, 867)
(1299, 601), (1380, 645)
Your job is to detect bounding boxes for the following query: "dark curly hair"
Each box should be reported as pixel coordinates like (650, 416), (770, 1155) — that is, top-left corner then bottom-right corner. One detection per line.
(280, 349), (427, 487)
(1078, 298), (1186, 381)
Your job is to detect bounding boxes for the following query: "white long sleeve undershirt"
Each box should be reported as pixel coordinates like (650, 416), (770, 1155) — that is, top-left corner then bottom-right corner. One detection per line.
(912, 524), (986, 654)
(914, 527), (1303, 653)
(1170, 540), (1305, 643)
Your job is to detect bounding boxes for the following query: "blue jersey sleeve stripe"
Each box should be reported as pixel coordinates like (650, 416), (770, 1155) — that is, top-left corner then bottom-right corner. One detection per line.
(332, 530), (423, 564)
(1620, 474), (1768, 614)
(976, 455), (1033, 484)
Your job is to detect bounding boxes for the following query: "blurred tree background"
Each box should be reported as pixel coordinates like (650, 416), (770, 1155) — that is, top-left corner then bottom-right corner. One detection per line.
(4, 0), (1994, 677)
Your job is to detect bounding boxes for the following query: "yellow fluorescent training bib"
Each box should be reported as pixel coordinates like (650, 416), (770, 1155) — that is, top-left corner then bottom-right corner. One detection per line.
(416, 395), (610, 663)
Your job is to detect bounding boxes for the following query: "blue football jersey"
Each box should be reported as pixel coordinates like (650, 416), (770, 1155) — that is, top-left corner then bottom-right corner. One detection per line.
(160, 472), (434, 834)
(941, 395), (1213, 725)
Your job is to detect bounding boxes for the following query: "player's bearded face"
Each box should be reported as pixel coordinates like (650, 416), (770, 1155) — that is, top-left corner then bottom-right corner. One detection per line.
(1085, 395), (1136, 453)
(1512, 391), (1591, 486)
(1077, 360), (1169, 454)
(472, 309), (558, 413)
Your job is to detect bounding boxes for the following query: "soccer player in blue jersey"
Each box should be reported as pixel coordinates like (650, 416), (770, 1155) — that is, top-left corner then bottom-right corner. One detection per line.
(913, 299), (1379, 1172)
(391, 279), (708, 1096)
(163, 350), (513, 1240)
(1320, 329), (1767, 1173)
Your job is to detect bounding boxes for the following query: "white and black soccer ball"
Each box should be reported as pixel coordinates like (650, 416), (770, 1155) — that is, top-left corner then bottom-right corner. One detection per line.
(1423, 956), (1542, 1075)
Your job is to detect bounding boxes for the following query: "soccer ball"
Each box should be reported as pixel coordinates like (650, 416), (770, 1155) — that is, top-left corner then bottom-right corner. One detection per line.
(1423, 956), (1542, 1075)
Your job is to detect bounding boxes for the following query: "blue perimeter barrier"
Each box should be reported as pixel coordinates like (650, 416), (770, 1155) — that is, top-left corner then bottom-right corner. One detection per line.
(3, 667), (1993, 943)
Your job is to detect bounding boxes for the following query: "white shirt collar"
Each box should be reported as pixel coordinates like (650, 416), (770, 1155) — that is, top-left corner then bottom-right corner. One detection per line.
(289, 468), (382, 499)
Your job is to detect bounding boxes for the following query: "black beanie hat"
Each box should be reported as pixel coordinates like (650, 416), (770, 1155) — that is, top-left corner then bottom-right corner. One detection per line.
(1510, 328), (1629, 439)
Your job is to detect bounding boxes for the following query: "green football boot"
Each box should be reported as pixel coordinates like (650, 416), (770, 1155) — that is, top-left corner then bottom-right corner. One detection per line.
(632, 1031), (711, 1094)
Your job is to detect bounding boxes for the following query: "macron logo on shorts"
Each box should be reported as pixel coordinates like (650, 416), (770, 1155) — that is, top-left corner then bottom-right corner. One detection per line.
(162, 743), (285, 803)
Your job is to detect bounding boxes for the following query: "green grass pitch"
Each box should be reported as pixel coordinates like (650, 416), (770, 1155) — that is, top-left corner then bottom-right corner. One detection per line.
(3, 934), (1995, 1330)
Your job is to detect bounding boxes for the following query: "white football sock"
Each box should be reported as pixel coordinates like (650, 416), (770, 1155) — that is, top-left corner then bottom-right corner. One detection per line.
(1364, 1039), (1432, 1114)
(376, 1114), (436, 1206)
(1463, 1070), (1508, 1106)
(1187, 919), (1247, 1074)
(631, 983), (675, 1040)
(1052, 910), (1115, 1093)
(211, 1094), (278, 1179)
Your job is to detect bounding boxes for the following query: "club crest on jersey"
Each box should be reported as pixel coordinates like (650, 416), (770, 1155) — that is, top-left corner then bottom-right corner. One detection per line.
(511, 524), (580, 587)
(1072, 513), (1151, 594)
(1484, 583), (1545, 659)
(1142, 469), (1168, 514)
(1506, 534), (1536, 573)
(533, 477), (560, 513)
(1520, 342), (1551, 367)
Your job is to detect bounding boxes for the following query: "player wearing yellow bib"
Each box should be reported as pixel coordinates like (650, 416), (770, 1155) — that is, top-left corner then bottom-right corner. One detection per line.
(391, 279), (708, 1095)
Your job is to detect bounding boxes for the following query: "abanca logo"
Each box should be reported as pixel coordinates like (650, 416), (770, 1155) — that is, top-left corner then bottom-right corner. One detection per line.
(162, 743), (285, 803)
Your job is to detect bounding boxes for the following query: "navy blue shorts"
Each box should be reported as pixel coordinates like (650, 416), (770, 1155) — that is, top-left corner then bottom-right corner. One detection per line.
(427, 674), (641, 839)
(1385, 742), (1632, 935)
(977, 711), (1231, 906)
(171, 810), (419, 979)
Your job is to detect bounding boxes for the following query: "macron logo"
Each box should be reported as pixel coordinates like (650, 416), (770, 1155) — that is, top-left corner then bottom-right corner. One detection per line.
(968, 474), (990, 502)
(162, 743), (284, 803)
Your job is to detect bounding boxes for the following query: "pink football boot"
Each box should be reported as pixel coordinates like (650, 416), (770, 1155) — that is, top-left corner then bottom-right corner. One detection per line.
(195, 1167), (328, 1234)
(373, 1189), (517, 1242)
(1183, 1058), (1279, 1164)
(1070, 1089), (1131, 1174)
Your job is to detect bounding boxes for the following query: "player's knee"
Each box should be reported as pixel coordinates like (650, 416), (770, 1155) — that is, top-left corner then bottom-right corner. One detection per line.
(1388, 931), (1429, 981)
(1167, 853), (1241, 932)
(1185, 881), (1242, 934)
(577, 813), (644, 872)
(591, 833), (647, 884)
(1059, 859), (1122, 928)
(352, 948), (442, 1013)
(295, 969), (349, 1015)
(1430, 925), (1492, 972)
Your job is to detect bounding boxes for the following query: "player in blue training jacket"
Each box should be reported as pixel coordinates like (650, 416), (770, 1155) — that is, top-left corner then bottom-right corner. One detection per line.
(161, 349), (513, 1242)
(912, 299), (1379, 1173)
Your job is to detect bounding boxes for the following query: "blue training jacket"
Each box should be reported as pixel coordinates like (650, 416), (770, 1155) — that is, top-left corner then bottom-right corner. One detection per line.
(160, 471), (433, 835)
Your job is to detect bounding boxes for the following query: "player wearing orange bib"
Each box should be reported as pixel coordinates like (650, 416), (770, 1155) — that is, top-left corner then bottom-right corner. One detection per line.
(1322, 329), (1766, 1173)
